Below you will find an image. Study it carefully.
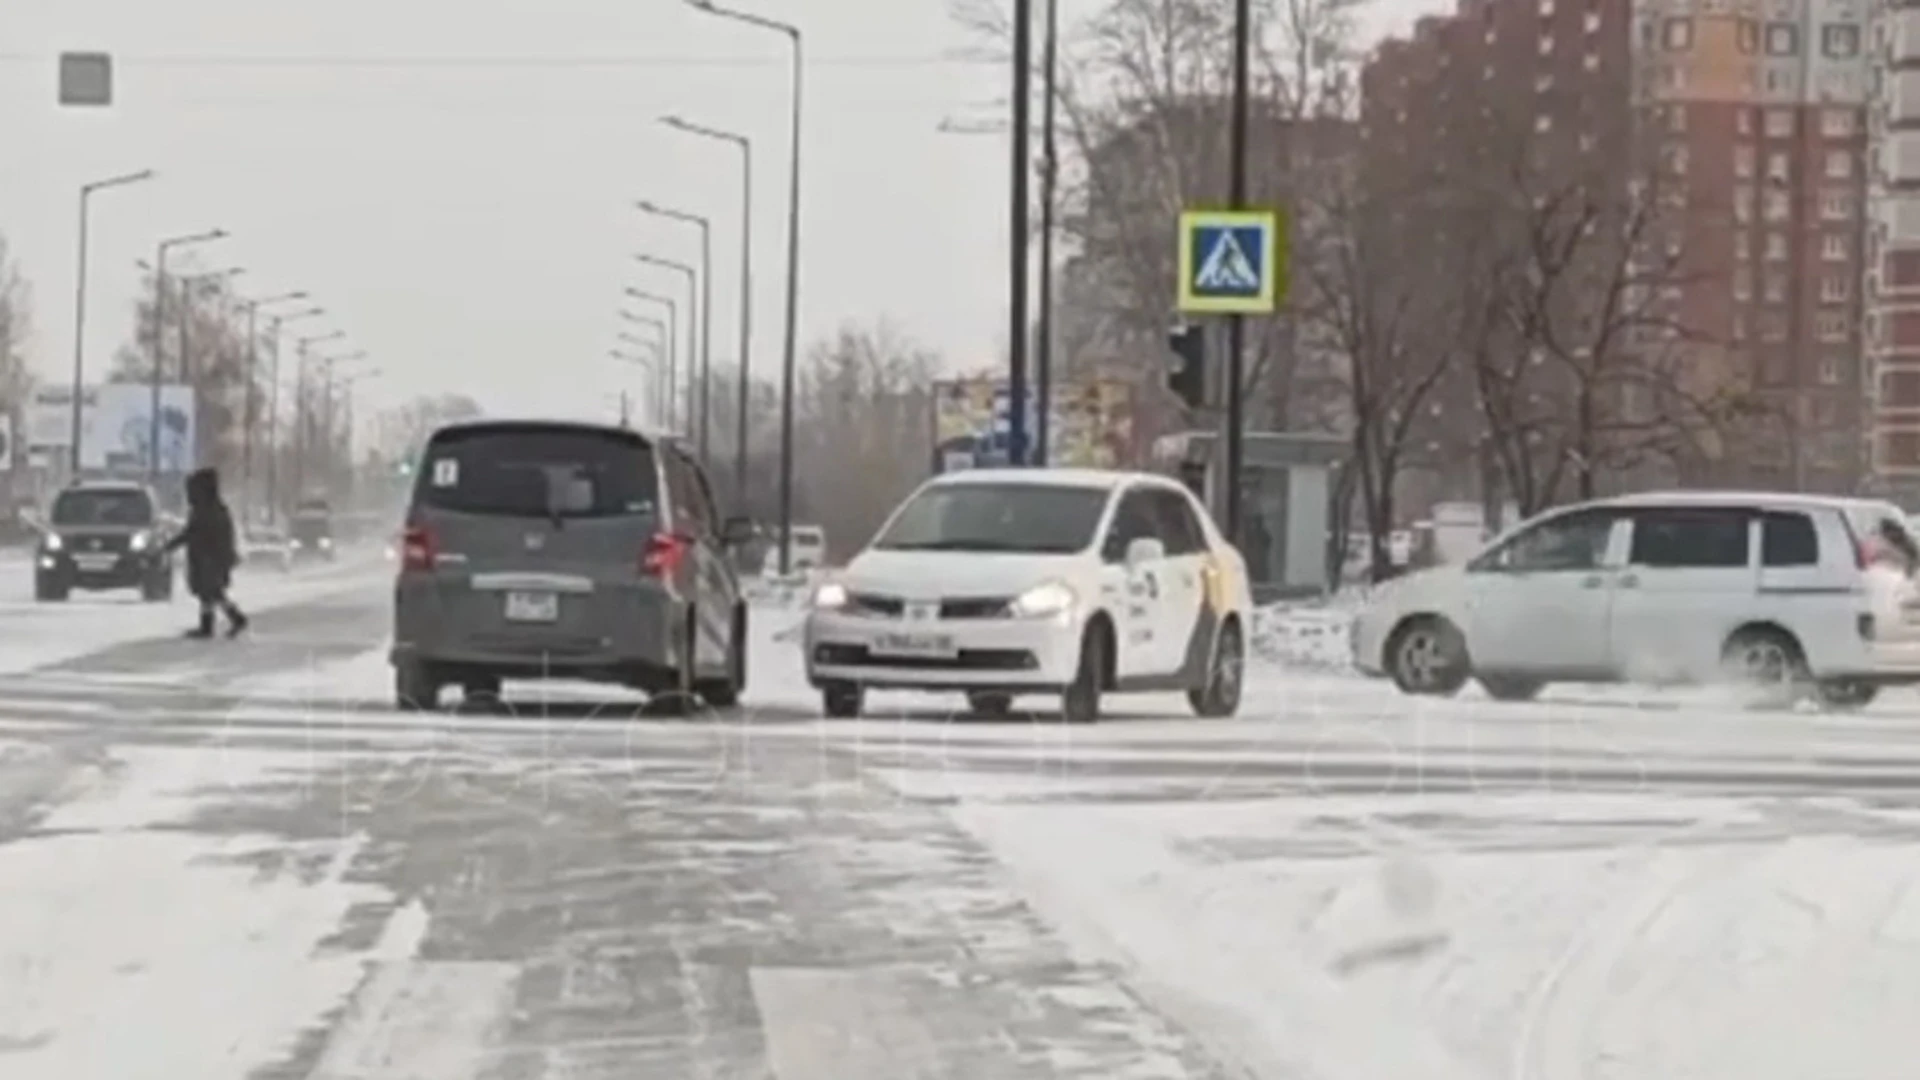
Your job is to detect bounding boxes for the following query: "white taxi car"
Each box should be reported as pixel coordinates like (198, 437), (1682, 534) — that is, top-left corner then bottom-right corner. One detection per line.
(1352, 491), (1920, 710)
(803, 468), (1253, 722)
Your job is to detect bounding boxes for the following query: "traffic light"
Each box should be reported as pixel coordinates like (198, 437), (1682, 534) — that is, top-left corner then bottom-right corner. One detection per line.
(1167, 323), (1206, 410)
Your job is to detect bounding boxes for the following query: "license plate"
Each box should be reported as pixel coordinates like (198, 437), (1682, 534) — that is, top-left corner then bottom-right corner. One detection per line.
(75, 555), (115, 571)
(504, 590), (559, 622)
(871, 632), (956, 658)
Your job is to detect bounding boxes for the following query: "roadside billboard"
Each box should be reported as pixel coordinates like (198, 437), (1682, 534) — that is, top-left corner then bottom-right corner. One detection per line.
(931, 376), (1135, 471)
(28, 383), (197, 474)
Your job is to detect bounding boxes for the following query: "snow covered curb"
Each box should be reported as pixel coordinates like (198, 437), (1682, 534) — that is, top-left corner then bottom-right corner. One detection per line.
(1250, 593), (1364, 673)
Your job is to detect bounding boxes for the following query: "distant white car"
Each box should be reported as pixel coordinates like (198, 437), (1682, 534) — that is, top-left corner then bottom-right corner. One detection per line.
(1351, 491), (1920, 710)
(803, 468), (1253, 722)
(241, 529), (294, 572)
(762, 524), (828, 576)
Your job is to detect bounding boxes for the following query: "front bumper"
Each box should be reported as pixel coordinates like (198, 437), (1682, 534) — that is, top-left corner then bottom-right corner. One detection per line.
(803, 608), (1082, 691)
(37, 549), (167, 587)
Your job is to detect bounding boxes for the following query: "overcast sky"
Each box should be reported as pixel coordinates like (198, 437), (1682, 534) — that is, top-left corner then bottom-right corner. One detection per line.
(1, 0), (1437, 425)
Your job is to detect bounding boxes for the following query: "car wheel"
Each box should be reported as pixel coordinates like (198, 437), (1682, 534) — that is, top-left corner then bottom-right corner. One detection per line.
(1813, 678), (1878, 712)
(1477, 675), (1544, 702)
(1061, 621), (1108, 724)
(1187, 618), (1245, 718)
(822, 682), (863, 718)
(966, 691), (1015, 717)
(1720, 626), (1808, 709)
(35, 577), (69, 603)
(394, 660), (443, 712)
(462, 675), (503, 706)
(697, 604), (747, 708)
(1386, 617), (1470, 697)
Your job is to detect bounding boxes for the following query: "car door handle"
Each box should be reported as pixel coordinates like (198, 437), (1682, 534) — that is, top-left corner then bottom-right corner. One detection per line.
(1581, 574), (1606, 588)
(1616, 573), (1639, 588)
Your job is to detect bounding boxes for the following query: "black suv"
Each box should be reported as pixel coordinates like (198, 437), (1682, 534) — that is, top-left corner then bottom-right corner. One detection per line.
(35, 481), (175, 602)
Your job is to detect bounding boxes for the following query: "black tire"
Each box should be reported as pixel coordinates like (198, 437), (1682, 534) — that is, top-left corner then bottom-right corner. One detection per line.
(35, 577), (69, 603)
(822, 682), (863, 718)
(1062, 621), (1108, 724)
(655, 607), (701, 716)
(697, 604), (747, 708)
(1187, 619), (1245, 718)
(394, 660), (442, 712)
(1720, 626), (1808, 710)
(1478, 675), (1545, 702)
(1385, 617), (1471, 697)
(462, 675), (503, 705)
(967, 691), (1015, 717)
(1813, 679), (1878, 712)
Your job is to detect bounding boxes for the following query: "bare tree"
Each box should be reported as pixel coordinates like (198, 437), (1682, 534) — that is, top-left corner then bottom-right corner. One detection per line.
(0, 233), (33, 414)
(1299, 164), (1494, 582)
(949, 0), (1362, 430)
(792, 321), (942, 558)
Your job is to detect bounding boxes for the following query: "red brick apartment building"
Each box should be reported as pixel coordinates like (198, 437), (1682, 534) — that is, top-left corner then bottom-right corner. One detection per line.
(1364, 0), (1869, 495)
(1868, 1), (1920, 494)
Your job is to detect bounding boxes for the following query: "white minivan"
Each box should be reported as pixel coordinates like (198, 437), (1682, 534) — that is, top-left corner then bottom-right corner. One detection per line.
(1351, 491), (1920, 710)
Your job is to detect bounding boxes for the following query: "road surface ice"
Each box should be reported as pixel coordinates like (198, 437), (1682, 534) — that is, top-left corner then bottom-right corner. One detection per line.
(5, 577), (1920, 1077)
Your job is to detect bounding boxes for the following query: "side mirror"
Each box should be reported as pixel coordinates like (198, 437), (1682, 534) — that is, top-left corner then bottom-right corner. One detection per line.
(721, 516), (755, 546)
(1125, 536), (1165, 568)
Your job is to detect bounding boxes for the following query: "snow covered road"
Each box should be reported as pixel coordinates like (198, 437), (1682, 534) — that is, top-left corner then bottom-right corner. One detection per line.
(3, 581), (1920, 1077)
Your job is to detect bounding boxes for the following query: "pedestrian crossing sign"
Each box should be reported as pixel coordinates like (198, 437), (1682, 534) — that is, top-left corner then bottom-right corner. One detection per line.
(1176, 209), (1284, 314)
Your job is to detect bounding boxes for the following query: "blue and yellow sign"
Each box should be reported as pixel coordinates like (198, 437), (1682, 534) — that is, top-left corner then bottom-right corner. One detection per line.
(1176, 209), (1285, 315)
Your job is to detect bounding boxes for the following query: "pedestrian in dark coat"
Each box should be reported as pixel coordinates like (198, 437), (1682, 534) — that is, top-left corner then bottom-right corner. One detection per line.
(165, 467), (248, 638)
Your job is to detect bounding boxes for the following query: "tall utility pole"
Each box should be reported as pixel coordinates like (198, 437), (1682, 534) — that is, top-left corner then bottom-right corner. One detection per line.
(1224, 0), (1253, 540)
(685, 0), (803, 574)
(632, 254), (698, 433)
(1008, 0), (1034, 467)
(146, 229), (225, 480)
(265, 307), (324, 525)
(1035, 0), (1060, 467)
(70, 169), (155, 475)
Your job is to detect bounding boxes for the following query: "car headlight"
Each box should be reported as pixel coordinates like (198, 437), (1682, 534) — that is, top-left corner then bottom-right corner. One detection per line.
(1009, 580), (1076, 618)
(43, 533), (63, 552)
(811, 582), (848, 610)
(130, 530), (152, 552)
(319, 537), (333, 549)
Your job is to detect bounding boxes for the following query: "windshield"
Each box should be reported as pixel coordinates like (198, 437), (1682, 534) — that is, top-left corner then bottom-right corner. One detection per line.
(50, 489), (153, 528)
(873, 483), (1110, 553)
(414, 425), (658, 519)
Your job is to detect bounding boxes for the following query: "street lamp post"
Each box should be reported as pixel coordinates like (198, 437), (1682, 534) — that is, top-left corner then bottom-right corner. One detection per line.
(636, 201), (714, 463)
(663, 116), (755, 502)
(264, 307), (324, 523)
(147, 229), (226, 480)
(631, 256), (698, 434)
(618, 322), (668, 426)
(235, 291), (307, 517)
(70, 168), (155, 475)
(317, 351), (369, 487)
(623, 289), (678, 430)
(686, 0), (803, 575)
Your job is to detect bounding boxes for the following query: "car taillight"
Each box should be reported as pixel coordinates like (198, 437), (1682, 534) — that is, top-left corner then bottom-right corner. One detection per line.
(401, 525), (436, 571)
(643, 532), (693, 578)
(1859, 536), (1887, 569)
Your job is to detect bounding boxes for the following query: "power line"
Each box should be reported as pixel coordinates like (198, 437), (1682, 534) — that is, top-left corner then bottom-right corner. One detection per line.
(0, 51), (989, 71)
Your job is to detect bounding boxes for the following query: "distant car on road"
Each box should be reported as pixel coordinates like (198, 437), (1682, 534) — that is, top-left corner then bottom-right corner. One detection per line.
(760, 523), (827, 576)
(289, 498), (336, 562)
(390, 419), (755, 710)
(241, 527), (294, 572)
(803, 468), (1253, 723)
(33, 480), (174, 602)
(1351, 491), (1920, 710)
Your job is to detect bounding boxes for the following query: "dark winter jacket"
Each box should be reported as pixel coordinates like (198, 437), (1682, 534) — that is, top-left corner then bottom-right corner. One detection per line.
(166, 468), (238, 598)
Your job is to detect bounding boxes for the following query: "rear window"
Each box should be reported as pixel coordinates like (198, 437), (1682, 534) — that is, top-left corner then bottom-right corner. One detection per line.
(51, 488), (153, 527)
(414, 426), (658, 519)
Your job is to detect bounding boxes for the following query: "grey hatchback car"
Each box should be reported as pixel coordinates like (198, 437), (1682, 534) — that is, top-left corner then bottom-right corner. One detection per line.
(389, 419), (752, 710)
